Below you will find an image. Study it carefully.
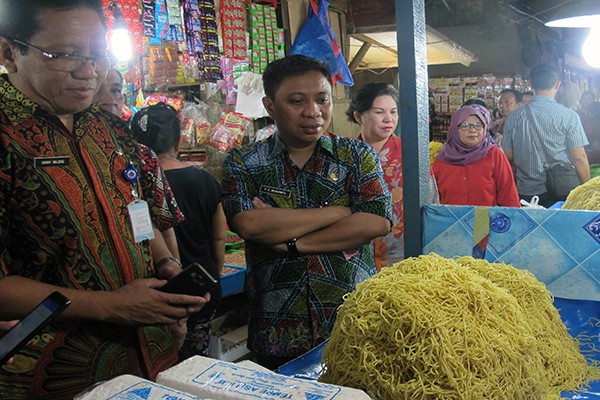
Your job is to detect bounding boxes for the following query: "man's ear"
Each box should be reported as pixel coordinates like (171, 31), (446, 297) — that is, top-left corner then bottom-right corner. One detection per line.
(262, 96), (275, 119)
(0, 37), (18, 72)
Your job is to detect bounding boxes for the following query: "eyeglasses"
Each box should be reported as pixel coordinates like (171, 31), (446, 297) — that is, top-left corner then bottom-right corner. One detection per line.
(12, 39), (114, 73)
(458, 122), (485, 131)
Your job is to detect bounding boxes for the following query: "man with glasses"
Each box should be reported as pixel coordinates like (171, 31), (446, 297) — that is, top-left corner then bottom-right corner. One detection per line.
(503, 64), (590, 208)
(0, 1), (208, 398)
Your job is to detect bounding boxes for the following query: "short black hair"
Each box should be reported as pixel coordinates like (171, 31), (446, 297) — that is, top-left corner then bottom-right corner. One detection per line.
(262, 54), (332, 100)
(346, 82), (399, 123)
(462, 98), (488, 108)
(500, 88), (523, 103)
(130, 102), (181, 155)
(529, 64), (561, 91)
(0, 0), (106, 43)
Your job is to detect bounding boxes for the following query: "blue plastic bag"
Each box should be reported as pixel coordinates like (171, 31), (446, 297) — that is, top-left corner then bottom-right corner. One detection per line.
(289, 0), (354, 86)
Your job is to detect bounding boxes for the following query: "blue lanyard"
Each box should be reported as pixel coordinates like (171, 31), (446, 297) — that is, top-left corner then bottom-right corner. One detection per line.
(123, 161), (141, 200)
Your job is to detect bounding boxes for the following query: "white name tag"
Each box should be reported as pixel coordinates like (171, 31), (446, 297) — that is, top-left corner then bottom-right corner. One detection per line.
(34, 156), (70, 167)
(128, 200), (155, 243)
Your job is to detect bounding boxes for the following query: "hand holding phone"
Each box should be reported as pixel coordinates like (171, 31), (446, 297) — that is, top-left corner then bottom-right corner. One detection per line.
(158, 262), (216, 297)
(0, 292), (71, 365)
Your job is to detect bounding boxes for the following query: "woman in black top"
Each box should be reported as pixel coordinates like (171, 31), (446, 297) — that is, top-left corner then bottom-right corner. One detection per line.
(131, 102), (226, 360)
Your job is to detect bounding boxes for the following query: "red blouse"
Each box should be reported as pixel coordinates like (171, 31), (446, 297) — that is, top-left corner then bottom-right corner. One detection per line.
(432, 146), (520, 207)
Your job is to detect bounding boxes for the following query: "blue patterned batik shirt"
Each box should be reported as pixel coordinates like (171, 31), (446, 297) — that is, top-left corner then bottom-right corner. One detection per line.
(221, 131), (392, 358)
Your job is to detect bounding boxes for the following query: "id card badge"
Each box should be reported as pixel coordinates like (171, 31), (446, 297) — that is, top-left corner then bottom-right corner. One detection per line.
(127, 200), (155, 242)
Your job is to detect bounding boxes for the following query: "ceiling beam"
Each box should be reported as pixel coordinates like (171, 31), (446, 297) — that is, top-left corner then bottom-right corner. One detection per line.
(350, 24), (397, 34)
(348, 41), (372, 73)
(352, 33), (398, 56)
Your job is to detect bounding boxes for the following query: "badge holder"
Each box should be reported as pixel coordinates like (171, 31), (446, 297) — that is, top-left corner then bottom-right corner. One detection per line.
(124, 162), (155, 242)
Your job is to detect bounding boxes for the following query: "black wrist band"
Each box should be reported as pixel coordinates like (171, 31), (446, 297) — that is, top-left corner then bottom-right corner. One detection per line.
(286, 237), (299, 253)
(155, 256), (183, 272)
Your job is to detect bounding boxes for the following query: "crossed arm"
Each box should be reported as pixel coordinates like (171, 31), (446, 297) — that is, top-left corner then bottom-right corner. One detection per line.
(229, 197), (391, 254)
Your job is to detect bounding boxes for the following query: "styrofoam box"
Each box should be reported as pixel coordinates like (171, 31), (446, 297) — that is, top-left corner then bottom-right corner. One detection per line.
(209, 314), (250, 362)
(157, 356), (372, 400)
(74, 374), (199, 399)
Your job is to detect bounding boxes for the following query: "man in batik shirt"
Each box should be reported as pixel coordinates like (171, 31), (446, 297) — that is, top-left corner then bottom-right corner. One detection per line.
(221, 55), (392, 370)
(0, 1), (208, 398)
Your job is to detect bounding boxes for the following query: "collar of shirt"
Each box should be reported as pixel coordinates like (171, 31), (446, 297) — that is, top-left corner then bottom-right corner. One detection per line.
(269, 130), (337, 159)
(529, 95), (557, 104)
(0, 73), (41, 124)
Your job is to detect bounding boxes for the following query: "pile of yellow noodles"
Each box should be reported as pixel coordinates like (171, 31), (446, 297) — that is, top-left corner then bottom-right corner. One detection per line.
(429, 141), (443, 165)
(563, 176), (600, 210)
(320, 253), (600, 400)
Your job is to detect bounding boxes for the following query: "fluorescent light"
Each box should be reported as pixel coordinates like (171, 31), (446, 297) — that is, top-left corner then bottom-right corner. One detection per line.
(545, 1), (600, 28)
(109, 1), (132, 62)
(582, 27), (600, 68)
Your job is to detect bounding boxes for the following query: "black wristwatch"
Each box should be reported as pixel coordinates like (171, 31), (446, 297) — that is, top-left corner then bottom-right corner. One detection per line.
(286, 237), (299, 253)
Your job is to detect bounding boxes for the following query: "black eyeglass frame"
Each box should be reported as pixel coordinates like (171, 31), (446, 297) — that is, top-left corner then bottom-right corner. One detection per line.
(11, 39), (114, 72)
(457, 122), (485, 131)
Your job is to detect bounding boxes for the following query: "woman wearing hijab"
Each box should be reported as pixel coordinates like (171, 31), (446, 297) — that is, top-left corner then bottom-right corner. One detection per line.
(432, 104), (520, 207)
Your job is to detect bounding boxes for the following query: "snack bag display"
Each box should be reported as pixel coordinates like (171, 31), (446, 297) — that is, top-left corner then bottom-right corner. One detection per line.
(209, 110), (251, 152)
(180, 100), (211, 149)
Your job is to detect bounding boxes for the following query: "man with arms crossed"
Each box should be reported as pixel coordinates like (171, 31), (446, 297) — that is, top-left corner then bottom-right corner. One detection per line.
(221, 55), (392, 370)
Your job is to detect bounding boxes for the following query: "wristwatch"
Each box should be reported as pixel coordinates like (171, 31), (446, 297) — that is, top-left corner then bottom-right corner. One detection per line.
(286, 237), (299, 253)
(155, 256), (183, 273)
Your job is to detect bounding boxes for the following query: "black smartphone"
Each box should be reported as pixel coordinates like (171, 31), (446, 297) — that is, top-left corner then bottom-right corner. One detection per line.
(158, 262), (217, 296)
(0, 291), (71, 365)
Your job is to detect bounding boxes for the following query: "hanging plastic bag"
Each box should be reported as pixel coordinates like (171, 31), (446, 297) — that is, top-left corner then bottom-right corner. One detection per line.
(289, 0), (353, 86)
(234, 72), (269, 119)
(180, 100), (210, 149)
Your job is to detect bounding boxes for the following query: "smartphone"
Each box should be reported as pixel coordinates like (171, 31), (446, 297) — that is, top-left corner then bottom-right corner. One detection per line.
(0, 291), (71, 365)
(158, 262), (217, 296)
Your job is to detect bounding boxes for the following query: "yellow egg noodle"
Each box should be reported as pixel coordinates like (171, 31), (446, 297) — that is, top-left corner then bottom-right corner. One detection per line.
(563, 176), (600, 210)
(320, 253), (600, 400)
(455, 257), (598, 396)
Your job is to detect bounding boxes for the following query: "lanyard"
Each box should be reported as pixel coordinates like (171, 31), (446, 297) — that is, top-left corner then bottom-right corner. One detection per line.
(122, 157), (141, 201)
(115, 146), (142, 200)
(121, 155), (155, 242)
